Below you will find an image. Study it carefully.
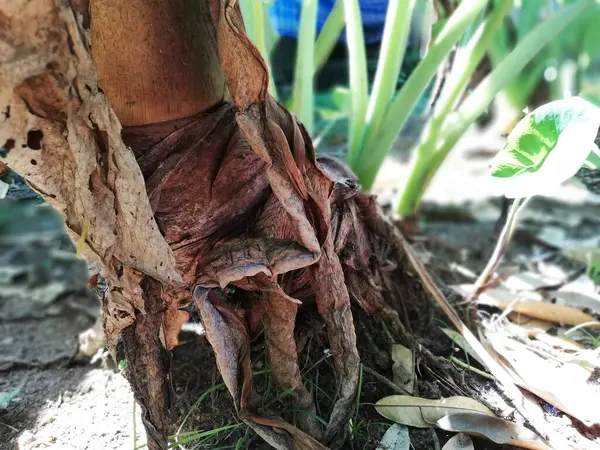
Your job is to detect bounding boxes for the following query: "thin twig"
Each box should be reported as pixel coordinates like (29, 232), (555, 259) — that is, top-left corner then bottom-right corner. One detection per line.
(470, 196), (532, 300)
(0, 421), (19, 433)
(362, 365), (410, 395)
(449, 356), (495, 380)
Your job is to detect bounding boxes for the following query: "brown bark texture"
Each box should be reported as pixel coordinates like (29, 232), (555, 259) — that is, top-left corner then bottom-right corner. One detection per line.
(0, 1), (424, 449)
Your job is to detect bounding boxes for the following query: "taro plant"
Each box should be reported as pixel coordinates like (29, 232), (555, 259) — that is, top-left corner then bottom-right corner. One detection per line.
(242, 0), (595, 219)
(376, 0), (595, 216)
(472, 96), (600, 295)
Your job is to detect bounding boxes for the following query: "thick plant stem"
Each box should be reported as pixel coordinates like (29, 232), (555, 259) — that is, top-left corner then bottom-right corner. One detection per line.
(357, 0), (417, 167)
(314, 0), (345, 74)
(90, 0), (224, 125)
(291, 0), (318, 134)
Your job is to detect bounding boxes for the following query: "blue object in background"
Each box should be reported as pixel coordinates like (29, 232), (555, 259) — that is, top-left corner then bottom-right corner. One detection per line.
(268, 0), (390, 44)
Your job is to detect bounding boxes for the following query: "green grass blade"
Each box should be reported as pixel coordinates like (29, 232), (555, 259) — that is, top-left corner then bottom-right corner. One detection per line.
(342, 0), (368, 167)
(314, 0), (345, 74)
(291, 0), (319, 134)
(357, 0), (417, 167)
(353, 0), (487, 190)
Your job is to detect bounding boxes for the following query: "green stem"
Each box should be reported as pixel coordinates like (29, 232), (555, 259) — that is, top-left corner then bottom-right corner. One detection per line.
(471, 197), (531, 299)
(352, 0), (487, 190)
(314, 0), (345, 74)
(291, 0), (319, 133)
(396, 0), (513, 216)
(357, 0), (417, 167)
(239, 0), (255, 43)
(343, 0), (369, 167)
(253, 0), (278, 98)
(422, 0), (593, 199)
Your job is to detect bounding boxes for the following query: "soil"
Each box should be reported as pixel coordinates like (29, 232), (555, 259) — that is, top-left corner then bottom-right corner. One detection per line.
(2, 121), (600, 450)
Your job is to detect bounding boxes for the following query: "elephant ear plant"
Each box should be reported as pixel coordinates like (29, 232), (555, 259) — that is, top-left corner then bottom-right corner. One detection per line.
(472, 96), (600, 297)
(244, 0), (596, 218)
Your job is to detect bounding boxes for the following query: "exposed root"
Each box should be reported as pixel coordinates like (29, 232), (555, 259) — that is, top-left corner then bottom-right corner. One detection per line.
(262, 292), (322, 440)
(121, 277), (171, 450)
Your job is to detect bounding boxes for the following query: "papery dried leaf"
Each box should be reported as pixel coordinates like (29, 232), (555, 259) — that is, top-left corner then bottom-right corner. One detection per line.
(162, 310), (190, 350)
(1, 1), (181, 343)
(193, 287), (251, 408)
(376, 424), (410, 450)
(486, 331), (600, 426)
(375, 395), (495, 428)
(262, 291), (321, 439)
(198, 238), (317, 291)
(498, 301), (598, 329)
(437, 413), (552, 450)
(242, 414), (329, 450)
(441, 433), (474, 450)
(391, 344), (415, 394)
(210, 0), (267, 109)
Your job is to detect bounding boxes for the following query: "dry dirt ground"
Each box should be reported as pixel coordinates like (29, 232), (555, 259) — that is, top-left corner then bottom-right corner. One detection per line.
(1, 123), (600, 450)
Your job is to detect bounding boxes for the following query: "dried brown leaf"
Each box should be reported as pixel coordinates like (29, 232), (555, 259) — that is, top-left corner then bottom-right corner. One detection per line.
(193, 287), (252, 409)
(441, 433), (474, 450)
(391, 344), (415, 394)
(1, 1), (181, 343)
(242, 414), (329, 450)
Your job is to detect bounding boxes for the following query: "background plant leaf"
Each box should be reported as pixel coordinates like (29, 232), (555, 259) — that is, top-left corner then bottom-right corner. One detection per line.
(490, 97), (600, 198)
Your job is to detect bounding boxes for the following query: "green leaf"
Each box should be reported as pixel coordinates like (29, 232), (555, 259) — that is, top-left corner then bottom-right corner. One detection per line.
(0, 387), (21, 409)
(490, 97), (600, 198)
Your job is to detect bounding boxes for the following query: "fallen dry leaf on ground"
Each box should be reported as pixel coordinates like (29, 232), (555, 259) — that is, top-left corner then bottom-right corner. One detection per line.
(437, 413), (552, 450)
(496, 301), (599, 328)
(486, 331), (600, 427)
(391, 344), (415, 394)
(441, 433), (474, 450)
(241, 414), (329, 450)
(375, 395), (494, 428)
(376, 424), (410, 450)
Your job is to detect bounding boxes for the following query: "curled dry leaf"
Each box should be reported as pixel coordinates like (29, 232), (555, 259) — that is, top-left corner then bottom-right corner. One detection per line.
(437, 413), (552, 450)
(241, 414), (329, 450)
(376, 423), (410, 450)
(441, 433), (474, 450)
(486, 331), (600, 427)
(455, 283), (600, 329)
(375, 395), (494, 428)
(499, 301), (599, 329)
(391, 344), (415, 394)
